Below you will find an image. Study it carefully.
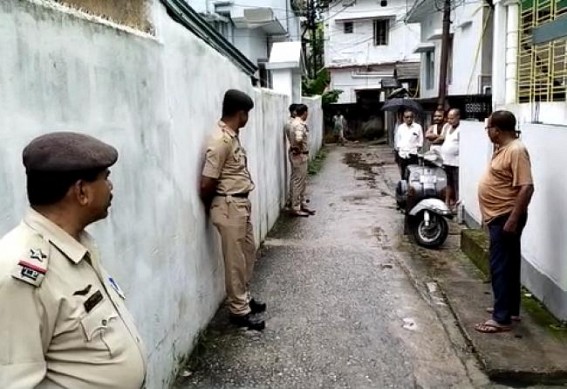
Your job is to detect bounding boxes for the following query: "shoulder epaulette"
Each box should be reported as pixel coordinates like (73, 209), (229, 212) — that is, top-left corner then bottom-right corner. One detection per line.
(11, 234), (50, 287)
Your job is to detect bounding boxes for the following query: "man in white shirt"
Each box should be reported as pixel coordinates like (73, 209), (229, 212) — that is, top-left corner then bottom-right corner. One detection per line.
(395, 110), (424, 179)
(440, 108), (461, 209)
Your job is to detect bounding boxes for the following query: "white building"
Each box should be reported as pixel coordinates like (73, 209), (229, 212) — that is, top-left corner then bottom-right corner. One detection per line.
(188, 0), (302, 87)
(323, 0), (421, 104)
(457, 0), (567, 320)
(406, 0), (493, 102)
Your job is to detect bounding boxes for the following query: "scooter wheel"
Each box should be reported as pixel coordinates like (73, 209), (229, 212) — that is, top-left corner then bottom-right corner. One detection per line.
(411, 211), (449, 248)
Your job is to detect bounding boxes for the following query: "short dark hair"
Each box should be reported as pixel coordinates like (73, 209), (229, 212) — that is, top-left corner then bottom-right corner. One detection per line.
(222, 89), (254, 117)
(295, 104), (308, 116)
(490, 110), (517, 132)
(289, 104), (298, 114)
(27, 169), (103, 206)
(448, 108), (461, 117)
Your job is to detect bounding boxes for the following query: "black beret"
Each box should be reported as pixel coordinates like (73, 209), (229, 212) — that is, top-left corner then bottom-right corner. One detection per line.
(23, 132), (118, 172)
(223, 89), (254, 111)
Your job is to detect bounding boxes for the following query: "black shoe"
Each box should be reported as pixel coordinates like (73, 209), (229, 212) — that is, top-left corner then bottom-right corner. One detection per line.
(250, 298), (267, 314)
(229, 313), (265, 331)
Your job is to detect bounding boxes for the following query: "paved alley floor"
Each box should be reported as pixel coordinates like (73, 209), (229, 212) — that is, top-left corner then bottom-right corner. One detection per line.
(175, 144), (554, 389)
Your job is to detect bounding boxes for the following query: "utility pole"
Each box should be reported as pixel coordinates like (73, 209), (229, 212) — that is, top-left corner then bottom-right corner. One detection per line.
(437, 0), (451, 110)
(308, 0), (318, 78)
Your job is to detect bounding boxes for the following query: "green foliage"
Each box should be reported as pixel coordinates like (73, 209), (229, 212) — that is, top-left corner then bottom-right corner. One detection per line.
(302, 68), (342, 105)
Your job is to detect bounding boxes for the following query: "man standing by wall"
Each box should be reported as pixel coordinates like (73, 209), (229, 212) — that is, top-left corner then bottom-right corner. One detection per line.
(475, 110), (534, 333)
(0, 132), (147, 388)
(288, 104), (315, 217)
(284, 103), (298, 209)
(200, 89), (266, 331)
(333, 111), (347, 146)
(395, 110), (423, 179)
(440, 109), (461, 211)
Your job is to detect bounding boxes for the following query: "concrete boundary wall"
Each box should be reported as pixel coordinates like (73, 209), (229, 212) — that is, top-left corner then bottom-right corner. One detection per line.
(0, 1), (322, 386)
(460, 121), (567, 321)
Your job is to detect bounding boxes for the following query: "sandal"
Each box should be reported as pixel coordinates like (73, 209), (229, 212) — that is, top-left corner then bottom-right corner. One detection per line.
(486, 307), (521, 322)
(474, 319), (512, 334)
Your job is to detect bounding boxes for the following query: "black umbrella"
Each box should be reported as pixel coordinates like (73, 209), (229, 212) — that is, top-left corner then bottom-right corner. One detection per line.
(381, 98), (423, 113)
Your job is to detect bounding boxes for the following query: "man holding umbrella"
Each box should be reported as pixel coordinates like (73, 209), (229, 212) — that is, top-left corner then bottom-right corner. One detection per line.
(394, 109), (423, 179)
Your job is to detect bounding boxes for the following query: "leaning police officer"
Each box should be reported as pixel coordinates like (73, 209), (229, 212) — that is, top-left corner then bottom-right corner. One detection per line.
(0, 132), (146, 388)
(200, 89), (266, 331)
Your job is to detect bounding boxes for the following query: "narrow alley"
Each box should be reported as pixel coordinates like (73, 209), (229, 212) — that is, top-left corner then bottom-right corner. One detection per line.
(176, 144), (497, 388)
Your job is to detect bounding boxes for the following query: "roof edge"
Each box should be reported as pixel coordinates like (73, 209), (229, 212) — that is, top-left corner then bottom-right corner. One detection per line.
(160, 0), (258, 76)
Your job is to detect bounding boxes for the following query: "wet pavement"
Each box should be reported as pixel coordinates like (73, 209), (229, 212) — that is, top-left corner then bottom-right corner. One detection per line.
(174, 144), (556, 389)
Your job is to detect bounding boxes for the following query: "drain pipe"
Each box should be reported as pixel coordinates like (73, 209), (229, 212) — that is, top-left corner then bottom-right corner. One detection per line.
(492, 0), (507, 108)
(505, 0), (520, 105)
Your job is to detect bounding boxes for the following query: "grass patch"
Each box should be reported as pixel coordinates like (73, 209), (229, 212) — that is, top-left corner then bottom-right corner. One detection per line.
(521, 291), (567, 340)
(55, 0), (152, 32)
(461, 229), (567, 339)
(308, 148), (328, 175)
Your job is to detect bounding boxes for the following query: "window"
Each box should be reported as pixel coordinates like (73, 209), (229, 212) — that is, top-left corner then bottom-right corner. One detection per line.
(373, 19), (389, 46)
(344, 21), (354, 34)
(425, 51), (435, 90)
(517, 0), (567, 102)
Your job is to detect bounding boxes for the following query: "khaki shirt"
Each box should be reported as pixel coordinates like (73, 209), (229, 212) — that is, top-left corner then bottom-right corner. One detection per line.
(284, 117), (294, 146)
(289, 118), (309, 154)
(0, 209), (146, 389)
(202, 121), (255, 195)
(478, 139), (533, 223)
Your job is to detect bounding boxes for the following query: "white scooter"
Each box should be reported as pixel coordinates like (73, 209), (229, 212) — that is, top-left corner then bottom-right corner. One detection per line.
(395, 151), (452, 248)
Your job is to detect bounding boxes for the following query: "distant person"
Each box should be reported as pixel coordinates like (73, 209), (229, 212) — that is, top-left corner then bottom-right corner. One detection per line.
(288, 104), (315, 217)
(333, 112), (347, 146)
(0, 132), (147, 388)
(394, 110), (423, 179)
(440, 109), (461, 211)
(475, 110), (534, 334)
(200, 89), (266, 331)
(425, 109), (448, 155)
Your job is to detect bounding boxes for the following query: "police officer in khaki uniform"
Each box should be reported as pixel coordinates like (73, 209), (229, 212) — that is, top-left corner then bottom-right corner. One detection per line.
(200, 89), (266, 331)
(0, 132), (146, 388)
(284, 103), (298, 209)
(288, 104), (315, 217)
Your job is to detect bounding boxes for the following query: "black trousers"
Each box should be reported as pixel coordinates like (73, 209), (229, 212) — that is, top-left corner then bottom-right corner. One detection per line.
(488, 213), (528, 325)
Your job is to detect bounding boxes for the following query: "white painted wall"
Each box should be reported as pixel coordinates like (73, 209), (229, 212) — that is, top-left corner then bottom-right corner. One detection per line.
(416, 1), (491, 99)
(0, 0), (322, 387)
(324, 0), (420, 104)
(324, 0), (420, 67)
(460, 121), (567, 319)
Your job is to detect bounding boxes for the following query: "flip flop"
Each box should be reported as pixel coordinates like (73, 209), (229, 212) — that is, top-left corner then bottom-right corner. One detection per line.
(486, 307), (521, 322)
(474, 320), (512, 334)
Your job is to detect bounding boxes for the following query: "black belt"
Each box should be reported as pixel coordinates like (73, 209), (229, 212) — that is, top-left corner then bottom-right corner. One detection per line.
(216, 192), (249, 198)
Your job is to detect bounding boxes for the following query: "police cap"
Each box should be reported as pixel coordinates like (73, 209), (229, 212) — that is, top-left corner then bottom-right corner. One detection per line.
(23, 131), (118, 172)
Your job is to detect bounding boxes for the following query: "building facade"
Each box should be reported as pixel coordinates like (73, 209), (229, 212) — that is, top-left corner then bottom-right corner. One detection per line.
(323, 0), (421, 104)
(406, 0), (493, 115)
(188, 0), (302, 87)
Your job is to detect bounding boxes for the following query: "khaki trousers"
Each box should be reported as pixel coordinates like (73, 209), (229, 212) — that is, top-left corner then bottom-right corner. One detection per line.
(289, 152), (309, 211)
(211, 196), (256, 316)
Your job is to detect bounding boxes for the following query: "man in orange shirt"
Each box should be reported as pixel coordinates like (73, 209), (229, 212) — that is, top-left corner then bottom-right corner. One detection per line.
(475, 111), (534, 333)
